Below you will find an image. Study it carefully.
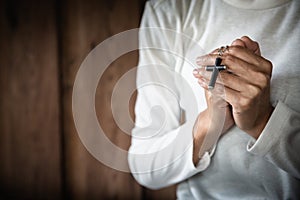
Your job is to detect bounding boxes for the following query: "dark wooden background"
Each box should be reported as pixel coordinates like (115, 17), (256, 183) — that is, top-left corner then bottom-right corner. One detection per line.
(0, 0), (176, 199)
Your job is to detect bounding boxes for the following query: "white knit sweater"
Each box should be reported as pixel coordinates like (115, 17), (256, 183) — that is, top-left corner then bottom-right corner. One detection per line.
(128, 0), (300, 199)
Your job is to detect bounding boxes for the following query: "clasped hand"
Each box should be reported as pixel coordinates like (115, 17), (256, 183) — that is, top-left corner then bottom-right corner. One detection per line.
(193, 36), (274, 140)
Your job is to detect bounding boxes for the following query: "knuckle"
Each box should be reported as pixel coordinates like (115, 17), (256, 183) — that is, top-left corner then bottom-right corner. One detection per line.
(256, 73), (270, 87)
(232, 95), (244, 112)
(260, 58), (273, 74)
(265, 59), (273, 73)
(253, 41), (259, 49)
(248, 84), (261, 97)
(228, 45), (241, 54)
(239, 97), (251, 111)
(241, 35), (250, 40)
(232, 39), (245, 47)
(253, 57), (261, 67)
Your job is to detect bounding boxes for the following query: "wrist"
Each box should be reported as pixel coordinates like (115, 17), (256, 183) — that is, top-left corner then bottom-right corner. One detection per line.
(192, 111), (209, 166)
(246, 104), (274, 139)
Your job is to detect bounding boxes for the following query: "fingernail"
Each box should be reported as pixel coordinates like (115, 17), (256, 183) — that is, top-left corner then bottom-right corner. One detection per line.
(198, 70), (204, 75)
(193, 69), (199, 75)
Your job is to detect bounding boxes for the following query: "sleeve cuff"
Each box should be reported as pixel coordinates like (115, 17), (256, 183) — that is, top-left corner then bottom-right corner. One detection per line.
(182, 140), (211, 175)
(247, 101), (292, 156)
(195, 151), (211, 170)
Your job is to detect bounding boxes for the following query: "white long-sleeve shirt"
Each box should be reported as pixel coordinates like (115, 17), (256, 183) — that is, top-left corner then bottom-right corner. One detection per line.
(128, 0), (300, 199)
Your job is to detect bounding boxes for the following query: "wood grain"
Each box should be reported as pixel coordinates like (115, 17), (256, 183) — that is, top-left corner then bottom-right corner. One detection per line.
(0, 0), (62, 199)
(0, 0), (177, 199)
(59, 0), (144, 199)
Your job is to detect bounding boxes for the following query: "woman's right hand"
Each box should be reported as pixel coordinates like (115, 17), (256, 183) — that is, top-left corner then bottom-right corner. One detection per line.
(191, 73), (234, 165)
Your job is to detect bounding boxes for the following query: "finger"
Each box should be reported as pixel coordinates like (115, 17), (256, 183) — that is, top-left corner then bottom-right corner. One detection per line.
(196, 52), (256, 80)
(196, 68), (220, 83)
(211, 82), (264, 115)
(196, 61), (270, 104)
(217, 72), (245, 92)
(197, 70), (264, 99)
(198, 78), (229, 98)
(231, 36), (260, 55)
(221, 86), (250, 114)
(193, 68), (211, 82)
(198, 37), (261, 66)
(196, 53), (216, 67)
(196, 57), (257, 90)
(193, 68), (200, 77)
(196, 48), (262, 74)
(209, 84), (244, 113)
(222, 49), (272, 75)
(204, 84), (229, 109)
(240, 36), (261, 55)
(197, 45), (267, 74)
(231, 39), (246, 47)
(196, 52), (270, 88)
(197, 74), (210, 89)
(219, 72), (265, 98)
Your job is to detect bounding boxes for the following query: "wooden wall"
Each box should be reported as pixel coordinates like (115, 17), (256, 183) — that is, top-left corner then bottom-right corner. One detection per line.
(0, 0), (176, 199)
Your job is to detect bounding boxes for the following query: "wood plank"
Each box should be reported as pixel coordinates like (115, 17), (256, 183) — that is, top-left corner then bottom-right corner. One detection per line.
(59, 0), (145, 199)
(143, 186), (177, 200)
(0, 0), (62, 199)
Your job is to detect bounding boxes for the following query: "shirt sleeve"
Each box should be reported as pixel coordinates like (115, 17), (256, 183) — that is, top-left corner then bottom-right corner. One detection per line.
(247, 100), (300, 179)
(128, 1), (211, 189)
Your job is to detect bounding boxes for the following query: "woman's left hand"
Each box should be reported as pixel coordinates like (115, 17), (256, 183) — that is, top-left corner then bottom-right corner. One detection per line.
(195, 37), (274, 139)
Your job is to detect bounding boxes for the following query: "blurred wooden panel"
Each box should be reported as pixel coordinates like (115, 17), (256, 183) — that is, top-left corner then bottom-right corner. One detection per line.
(0, 0), (177, 199)
(59, 0), (145, 199)
(97, 51), (177, 200)
(0, 0), (62, 199)
(144, 187), (177, 200)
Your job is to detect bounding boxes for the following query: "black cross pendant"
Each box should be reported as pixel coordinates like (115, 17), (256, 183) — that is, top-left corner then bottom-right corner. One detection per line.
(205, 57), (226, 90)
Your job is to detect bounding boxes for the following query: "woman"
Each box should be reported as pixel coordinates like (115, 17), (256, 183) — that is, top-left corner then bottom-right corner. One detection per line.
(128, 0), (300, 199)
